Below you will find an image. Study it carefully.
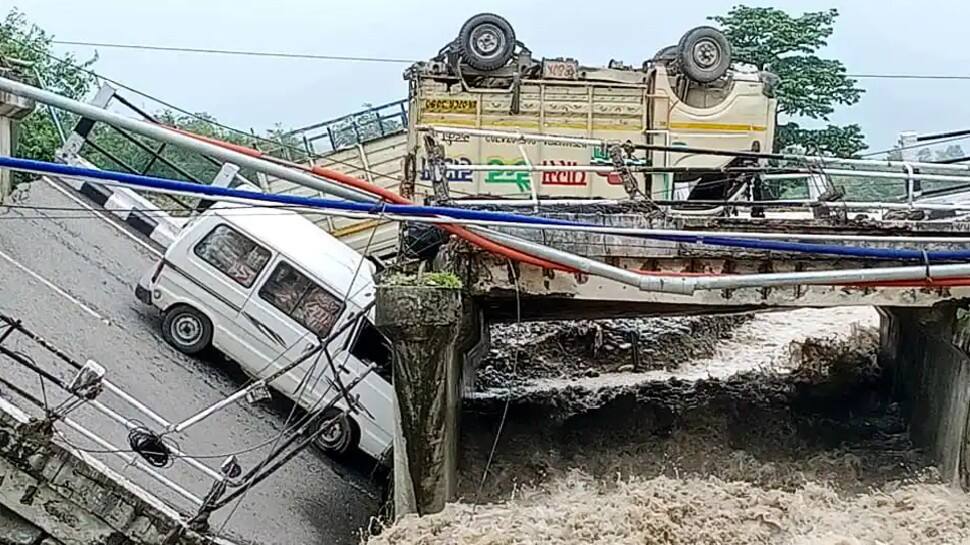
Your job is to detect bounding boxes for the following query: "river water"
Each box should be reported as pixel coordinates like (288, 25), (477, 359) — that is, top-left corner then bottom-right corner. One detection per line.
(370, 307), (970, 545)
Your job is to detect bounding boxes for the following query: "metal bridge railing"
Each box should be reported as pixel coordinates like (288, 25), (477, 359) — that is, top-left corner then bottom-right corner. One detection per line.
(257, 99), (408, 161)
(55, 82), (260, 214)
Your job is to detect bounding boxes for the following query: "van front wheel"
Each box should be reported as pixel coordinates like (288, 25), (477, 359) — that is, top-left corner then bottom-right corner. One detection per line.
(162, 305), (213, 355)
(313, 408), (358, 456)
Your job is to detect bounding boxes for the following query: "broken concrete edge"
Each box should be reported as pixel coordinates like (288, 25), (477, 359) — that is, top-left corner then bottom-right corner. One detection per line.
(0, 396), (236, 545)
(375, 283), (463, 330)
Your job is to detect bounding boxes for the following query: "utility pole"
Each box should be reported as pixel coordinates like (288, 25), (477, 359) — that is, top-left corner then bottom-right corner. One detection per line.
(0, 68), (36, 204)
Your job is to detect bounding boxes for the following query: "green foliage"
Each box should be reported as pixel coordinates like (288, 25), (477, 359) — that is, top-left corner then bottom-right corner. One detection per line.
(1, 8), (310, 197)
(776, 122), (866, 158)
(711, 6), (866, 155)
(831, 144), (968, 202)
(0, 8), (96, 185)
(88, 110), (254, 182)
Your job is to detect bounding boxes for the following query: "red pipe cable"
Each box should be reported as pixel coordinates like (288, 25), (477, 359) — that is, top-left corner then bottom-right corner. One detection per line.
(167, 128), (970, 288)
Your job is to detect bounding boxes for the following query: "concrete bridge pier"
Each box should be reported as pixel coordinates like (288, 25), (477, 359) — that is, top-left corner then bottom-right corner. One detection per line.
(879, 304), (970, 487)
(375, 283), (464, 516)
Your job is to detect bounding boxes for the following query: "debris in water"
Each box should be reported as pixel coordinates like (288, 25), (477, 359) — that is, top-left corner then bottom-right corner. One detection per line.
(480, 314), (751, 390)
(368, 308), (967, 544)
(369, 472), (969, 545)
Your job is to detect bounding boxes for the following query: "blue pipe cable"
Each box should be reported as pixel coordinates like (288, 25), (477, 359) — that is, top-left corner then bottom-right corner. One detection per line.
(5, 155), (970, 262)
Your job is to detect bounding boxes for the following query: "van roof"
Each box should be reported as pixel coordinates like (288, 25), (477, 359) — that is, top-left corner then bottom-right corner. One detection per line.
(207, 203), (376, 310)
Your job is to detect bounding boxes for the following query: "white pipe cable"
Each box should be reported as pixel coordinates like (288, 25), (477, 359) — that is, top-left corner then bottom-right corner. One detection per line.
(0, 75), (376, 203)
(421, 124), (970, 173)
(477, 230), (970, 295)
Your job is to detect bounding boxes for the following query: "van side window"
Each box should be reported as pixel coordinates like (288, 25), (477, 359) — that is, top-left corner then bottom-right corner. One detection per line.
(259, 261), (344, 338)
(193, 224), (270, 288)
(350, 319), (392, 381)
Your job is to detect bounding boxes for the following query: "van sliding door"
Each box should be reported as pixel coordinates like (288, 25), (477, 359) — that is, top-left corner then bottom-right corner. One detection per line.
(239, 258), (351, 405)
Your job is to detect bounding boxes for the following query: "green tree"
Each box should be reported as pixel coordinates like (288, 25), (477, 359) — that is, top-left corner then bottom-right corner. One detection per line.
(776, 122), (866, 158)
(711, 6), (866, 156)
(87, 110), (258, 183)
(0, 8), (97, 186)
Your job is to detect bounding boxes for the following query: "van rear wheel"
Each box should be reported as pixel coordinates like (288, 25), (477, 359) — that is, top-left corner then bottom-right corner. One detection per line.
(313, 408), (358, 456)
(162, 305), (213, 355)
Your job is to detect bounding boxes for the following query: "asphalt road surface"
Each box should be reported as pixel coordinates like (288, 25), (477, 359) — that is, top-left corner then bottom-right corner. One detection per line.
(0, 179), (380, 545)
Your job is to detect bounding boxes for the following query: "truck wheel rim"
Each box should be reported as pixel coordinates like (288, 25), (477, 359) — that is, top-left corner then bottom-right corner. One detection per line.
(692, 39), (720, 69)
(471, 24), (505, 59)
(172, 314), (202, 345)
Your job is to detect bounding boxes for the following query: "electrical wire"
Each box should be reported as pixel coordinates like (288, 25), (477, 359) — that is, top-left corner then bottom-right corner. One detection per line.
(52, 40), (419, 64)
(48, 39), (970, 81)
(476, 260), (521, 500)
(6, 35), (446, 197)
(859, 134), (970, 158)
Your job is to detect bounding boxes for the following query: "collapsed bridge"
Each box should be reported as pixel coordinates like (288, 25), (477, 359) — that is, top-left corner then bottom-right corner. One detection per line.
(1, 12), (970, 539)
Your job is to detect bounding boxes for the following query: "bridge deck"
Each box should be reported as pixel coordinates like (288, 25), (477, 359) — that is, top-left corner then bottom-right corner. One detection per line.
(440, 213), (970, 320)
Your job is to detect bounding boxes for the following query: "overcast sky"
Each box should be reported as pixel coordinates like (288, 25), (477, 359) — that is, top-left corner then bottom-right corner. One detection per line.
(7, 0), (970, 153)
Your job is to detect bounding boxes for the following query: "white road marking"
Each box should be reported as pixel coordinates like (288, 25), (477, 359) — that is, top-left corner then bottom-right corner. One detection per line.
(42, 177), (163, 258)
(0, 247), (105, 320)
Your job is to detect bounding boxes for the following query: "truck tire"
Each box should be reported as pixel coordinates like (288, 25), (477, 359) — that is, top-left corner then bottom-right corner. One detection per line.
(653, 45), (680, 63)
(678, 26), (732, 83)
(457, 13), (516, 71)
(314, 408), (359, 456)
(161, 305), (213, 355)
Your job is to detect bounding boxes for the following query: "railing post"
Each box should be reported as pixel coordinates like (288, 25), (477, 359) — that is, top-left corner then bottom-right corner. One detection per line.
(57, 83), (116, 161)
(898, 130), (923, 200)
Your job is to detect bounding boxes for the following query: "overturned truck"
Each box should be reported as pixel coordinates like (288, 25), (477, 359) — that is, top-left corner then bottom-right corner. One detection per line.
(271, 13), (780, 258)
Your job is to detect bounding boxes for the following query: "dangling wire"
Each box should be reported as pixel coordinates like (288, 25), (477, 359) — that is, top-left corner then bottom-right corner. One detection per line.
(128, 423), (180, 468)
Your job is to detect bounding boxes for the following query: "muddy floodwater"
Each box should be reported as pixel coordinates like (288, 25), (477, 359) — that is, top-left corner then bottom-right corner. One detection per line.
(369, 308), (970, 545)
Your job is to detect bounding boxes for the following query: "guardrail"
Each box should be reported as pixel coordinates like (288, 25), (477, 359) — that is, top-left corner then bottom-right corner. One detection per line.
(257, 99), (408, 160)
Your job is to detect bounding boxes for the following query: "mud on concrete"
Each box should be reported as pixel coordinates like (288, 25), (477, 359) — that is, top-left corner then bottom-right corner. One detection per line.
(478, 314), (752, 390)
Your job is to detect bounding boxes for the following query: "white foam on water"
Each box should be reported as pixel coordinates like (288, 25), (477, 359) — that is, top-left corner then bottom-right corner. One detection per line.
(371, 308), (970, 544)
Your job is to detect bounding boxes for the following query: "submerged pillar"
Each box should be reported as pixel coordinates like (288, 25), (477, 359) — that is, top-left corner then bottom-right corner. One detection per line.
(376, 280), (463, 516)
(880, 304), (970, 487)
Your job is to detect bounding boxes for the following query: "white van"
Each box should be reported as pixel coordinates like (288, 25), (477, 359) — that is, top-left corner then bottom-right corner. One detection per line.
(135, 202), (394, 462)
